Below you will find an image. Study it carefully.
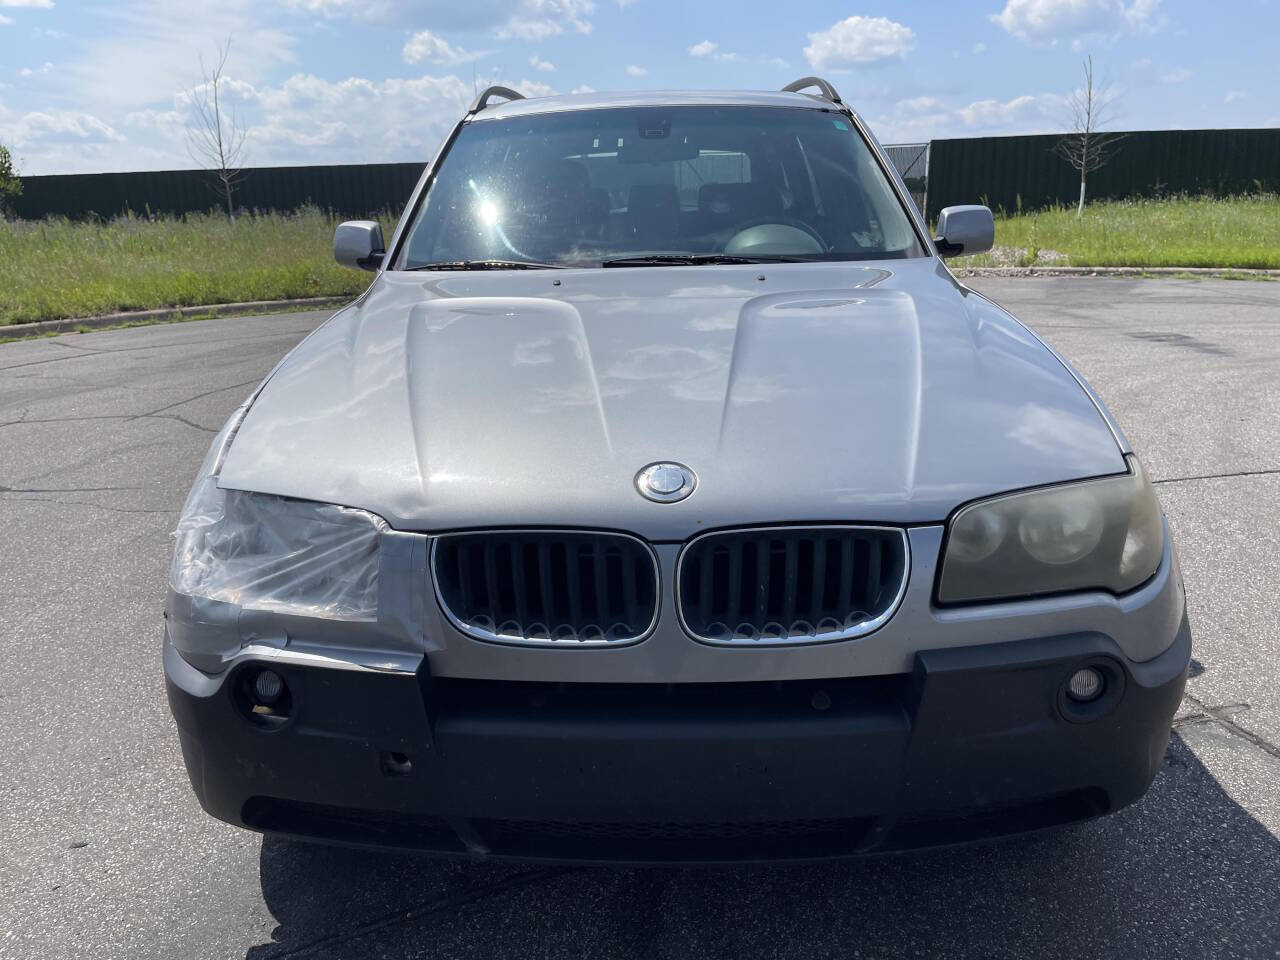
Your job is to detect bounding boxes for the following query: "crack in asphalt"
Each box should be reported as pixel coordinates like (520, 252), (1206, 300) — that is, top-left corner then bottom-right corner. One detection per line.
(3, 320), (316, 351)
(127, 378), (259, 420)
(251, 868), (571, 959)
(1183, 694), (1280, 761)
(0, 412), (218, 433)
(0, 483), (145, 493)
(0, 326), (308, 369)
(2, 378), (253, 436)
(0, 351), (126, 371)
(0, 494), (179, 515)
(0, 414), (126, 429)
(45, 339), (106, 354)
(1153, 467), (1280, 486)
(159, 414), (218, 433)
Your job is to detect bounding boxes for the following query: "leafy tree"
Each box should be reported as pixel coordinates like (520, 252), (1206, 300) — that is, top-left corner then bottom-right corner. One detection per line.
(0, 143), (23, 217)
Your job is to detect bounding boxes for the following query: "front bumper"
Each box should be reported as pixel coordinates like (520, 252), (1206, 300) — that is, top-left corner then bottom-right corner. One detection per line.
(166, 612), (1190, 863)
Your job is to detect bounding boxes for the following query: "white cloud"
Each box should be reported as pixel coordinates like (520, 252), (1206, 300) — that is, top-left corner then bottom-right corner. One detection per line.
(803, 16), (915, 70)
(1128, 57), (1192, 88)
(871, 91), (1065, 143)
(1, 108), (124, 146)
(626, 64), (647, 76)
(498, 0), (595, 39)
(0, 0), (55, 7)
(283, 0), (595, 40)
(123, 107), (184, 133)
(14, 69), (476, 172)
(972, 41), (987, 53)
(1224, 90), (1246, 103)
(898, 96), (945, 113)
(0, 14), (13, 24)
(403, 30), (485, 66)
(990, 0), (1160, 42)
(687, 39), (742, 62)
(247, 72), (472, 160)
(17, 61), (54, 78)
(529, 54), (556, 72)
(956, 93), (1060, 127)
(517, 77), (556, 97)
(56, 0), (298, 112)
(571, 84), (596, 94)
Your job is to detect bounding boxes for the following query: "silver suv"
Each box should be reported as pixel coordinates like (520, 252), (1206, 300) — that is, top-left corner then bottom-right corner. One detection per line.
(164, 79), (1189, 862)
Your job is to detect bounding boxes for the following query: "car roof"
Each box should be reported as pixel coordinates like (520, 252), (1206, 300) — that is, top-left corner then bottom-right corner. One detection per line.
(472, 89), (837, 121)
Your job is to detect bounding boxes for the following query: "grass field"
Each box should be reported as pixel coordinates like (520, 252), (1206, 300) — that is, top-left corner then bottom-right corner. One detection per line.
(0, 207), (394, 326)
(2, 195), (1277, 326)
(953, 194), (1280, 270)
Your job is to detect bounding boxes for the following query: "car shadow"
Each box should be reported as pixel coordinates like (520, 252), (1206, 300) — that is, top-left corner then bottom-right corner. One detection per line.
(248, 727), (1280, 959)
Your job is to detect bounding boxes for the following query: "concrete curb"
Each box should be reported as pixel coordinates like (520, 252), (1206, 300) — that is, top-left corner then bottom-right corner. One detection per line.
(954, 265), (1280, 279)
(1, 295), (352, 341)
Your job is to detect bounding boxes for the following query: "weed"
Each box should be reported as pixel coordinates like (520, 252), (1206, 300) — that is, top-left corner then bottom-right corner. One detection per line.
(0, 205), (395, 326)
(955, 194), (1280, 270)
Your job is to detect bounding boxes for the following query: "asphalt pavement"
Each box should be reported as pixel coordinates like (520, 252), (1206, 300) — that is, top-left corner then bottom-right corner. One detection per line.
(2, 277), (1278, 959)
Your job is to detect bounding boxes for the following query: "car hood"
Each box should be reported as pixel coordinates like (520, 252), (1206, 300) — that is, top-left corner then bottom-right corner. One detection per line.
(218, 260), (1125, 538)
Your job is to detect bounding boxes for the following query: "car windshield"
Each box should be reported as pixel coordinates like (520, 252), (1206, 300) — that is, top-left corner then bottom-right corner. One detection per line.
(395, 105), (925, 269)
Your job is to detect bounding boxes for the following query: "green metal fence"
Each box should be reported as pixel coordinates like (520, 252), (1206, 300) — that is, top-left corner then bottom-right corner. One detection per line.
(925, 128), (1280, 222)
(9, 162), (425, 221)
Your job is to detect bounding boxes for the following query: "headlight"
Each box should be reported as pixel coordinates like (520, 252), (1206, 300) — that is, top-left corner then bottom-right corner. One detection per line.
(937, 455), (1163, 604)
(170, 421), (386, 621)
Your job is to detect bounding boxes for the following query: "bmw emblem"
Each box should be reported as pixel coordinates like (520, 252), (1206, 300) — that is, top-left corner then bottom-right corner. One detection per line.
(635, 462), (696, 503)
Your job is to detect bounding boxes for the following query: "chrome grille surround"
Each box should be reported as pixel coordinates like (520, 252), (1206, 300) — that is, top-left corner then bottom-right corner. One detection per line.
(431, 530), (661, 646)
(675, 525), (910, 645)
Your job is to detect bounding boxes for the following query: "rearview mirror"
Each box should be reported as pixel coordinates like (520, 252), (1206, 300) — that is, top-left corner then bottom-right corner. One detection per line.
(934, 205), (994, 259)
(334, 220), (385, 271)
(618, 136), (699, 165)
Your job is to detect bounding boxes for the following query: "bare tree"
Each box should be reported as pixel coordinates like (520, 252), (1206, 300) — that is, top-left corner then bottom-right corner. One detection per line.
(1056, 55), (1124, 216)
(186, 38), (248, 221)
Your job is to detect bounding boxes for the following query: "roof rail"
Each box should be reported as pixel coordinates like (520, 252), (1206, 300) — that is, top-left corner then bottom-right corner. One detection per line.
(468, 85), (525, 115)
(781, 77), (842, 105)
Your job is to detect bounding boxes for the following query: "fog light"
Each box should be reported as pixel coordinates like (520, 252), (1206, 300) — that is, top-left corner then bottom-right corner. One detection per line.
(1067, 667), (1104, 702)
(253, 669), (284, 705)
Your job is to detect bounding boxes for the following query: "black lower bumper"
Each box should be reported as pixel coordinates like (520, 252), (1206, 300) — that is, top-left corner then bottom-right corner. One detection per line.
(166, 616), (1190, 863)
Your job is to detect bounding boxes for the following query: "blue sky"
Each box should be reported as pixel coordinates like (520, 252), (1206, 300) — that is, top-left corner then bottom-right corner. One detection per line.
(0, 0), (1275, 175)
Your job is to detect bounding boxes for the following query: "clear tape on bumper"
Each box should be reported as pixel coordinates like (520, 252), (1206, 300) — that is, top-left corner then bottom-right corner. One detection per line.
(170, 407), (386, 622)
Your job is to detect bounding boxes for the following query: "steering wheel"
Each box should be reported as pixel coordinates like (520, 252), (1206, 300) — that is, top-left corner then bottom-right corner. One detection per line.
(724, 216), (827, 255)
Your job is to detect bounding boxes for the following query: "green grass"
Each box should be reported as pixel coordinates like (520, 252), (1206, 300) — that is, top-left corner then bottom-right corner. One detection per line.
(954, 194), (1280, 270)
(0, 206), (395, 326)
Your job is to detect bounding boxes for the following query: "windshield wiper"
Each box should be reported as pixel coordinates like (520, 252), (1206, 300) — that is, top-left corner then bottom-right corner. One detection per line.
(601, 253), (805, 267)
(405, 259), (565, 271)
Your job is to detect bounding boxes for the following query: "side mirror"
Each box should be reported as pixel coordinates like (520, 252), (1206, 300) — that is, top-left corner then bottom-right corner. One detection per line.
(334, 220), (385, 271)
(934, 205), (994, 258)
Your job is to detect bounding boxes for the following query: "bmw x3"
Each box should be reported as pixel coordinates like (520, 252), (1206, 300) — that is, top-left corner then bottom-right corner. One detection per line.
(164, 79), (1190, 863)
